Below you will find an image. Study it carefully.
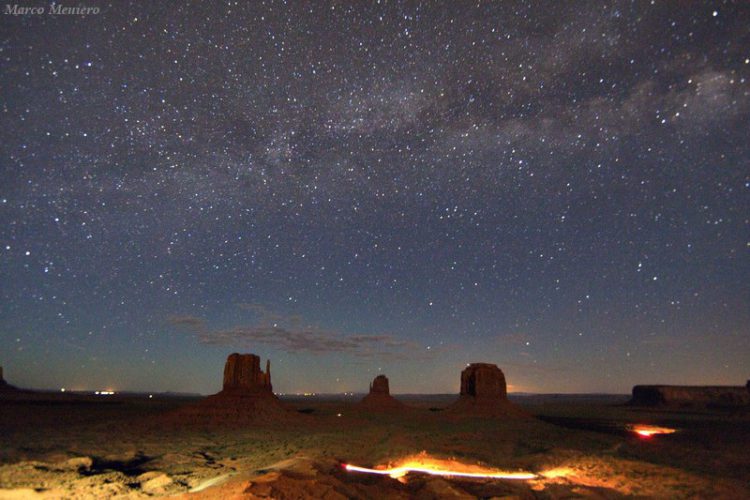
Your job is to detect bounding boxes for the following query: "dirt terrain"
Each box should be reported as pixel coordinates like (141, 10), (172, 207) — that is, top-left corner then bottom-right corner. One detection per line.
(1, 392), (748, 498)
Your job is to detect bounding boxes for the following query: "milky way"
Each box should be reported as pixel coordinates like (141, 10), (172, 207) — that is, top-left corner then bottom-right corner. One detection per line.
(1, 2), (748, 394)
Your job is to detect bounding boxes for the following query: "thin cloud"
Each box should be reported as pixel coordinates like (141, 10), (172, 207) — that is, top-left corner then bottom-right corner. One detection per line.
(169, 308), (418, 359)
(166, 315), (206, 330)
(197, 325), (416, 357)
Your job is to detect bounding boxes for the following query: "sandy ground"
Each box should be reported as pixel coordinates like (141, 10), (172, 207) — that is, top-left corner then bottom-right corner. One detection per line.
(1, 392), (748, 499)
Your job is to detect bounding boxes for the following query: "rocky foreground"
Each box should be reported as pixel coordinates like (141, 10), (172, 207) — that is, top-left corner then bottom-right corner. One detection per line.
(1, 356), (748, 498)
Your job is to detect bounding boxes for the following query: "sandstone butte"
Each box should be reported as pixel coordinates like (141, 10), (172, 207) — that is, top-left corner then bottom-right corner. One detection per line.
(447, 363), (528, 417)
(161, 353), (287, 425)
(358, 374), (405, 410)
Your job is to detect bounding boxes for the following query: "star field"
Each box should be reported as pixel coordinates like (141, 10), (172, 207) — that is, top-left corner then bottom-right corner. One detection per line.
(1, 1), (748, 394)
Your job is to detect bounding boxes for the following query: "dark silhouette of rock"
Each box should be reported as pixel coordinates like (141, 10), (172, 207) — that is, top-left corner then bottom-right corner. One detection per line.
(448, 363), (527, 417)
(161, 353), (287, 426)
(222, 353), (272, 394)
(630, 384), (750, 408)
(359, 375), (404, 410)
(0, 366), (19, 392)
(370, 374), (390, 394)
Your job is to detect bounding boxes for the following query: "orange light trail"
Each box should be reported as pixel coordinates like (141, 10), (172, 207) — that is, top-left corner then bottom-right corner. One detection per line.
(627, 424), (676, 438)
(343, 462), (536, 480)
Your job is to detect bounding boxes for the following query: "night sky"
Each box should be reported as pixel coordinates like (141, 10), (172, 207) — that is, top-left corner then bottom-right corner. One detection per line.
(1, 1), (748, 395)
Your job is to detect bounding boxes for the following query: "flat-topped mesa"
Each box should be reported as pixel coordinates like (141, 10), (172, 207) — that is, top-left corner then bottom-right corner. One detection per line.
(221, 353), (272, 395)
(359, 374), (404, 410)
(630, 384), (750, 408)
(460, 363), (507, 400)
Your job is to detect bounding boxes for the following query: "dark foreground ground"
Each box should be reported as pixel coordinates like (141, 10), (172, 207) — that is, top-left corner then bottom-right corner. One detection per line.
(1, 391), (748, 498)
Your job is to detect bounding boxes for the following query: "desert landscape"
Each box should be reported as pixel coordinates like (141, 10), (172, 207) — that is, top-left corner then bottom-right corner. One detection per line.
(1, 357), (749, 499)
(2, 2), (748, 499)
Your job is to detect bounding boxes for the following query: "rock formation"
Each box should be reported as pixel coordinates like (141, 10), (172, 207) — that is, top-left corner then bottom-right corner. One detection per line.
(460, 363), (507, 400)
(370, 374), (390, 395)
(359, 375), (404, 410)
(448, 363), (527, 416)
(222, 353), (272, 394)
(162, 353), (287, 425)
(630, 384), (750, 408)
(0, 366), (19, 392)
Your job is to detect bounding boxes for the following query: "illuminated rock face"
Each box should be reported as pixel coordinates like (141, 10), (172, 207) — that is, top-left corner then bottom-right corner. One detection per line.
(222, 353), (272, 394)
(460, 363), (507, 400)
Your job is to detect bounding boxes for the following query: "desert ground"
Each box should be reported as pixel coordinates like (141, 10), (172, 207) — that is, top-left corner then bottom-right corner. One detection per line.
(1, 391), (749, 499)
